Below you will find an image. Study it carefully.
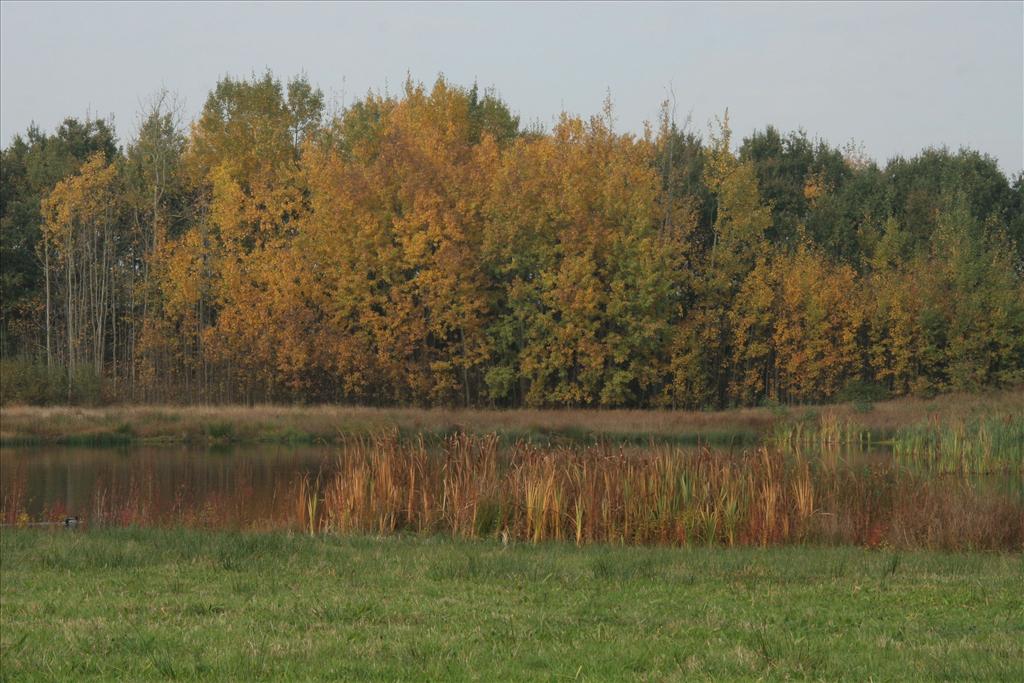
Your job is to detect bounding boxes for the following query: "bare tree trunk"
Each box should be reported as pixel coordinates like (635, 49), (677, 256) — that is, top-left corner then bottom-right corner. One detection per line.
(66, 232), (74, 401)
(129, 264), (136, 399)
(93, 217), (111, 375)
(111, 275), (117, 395)
(461, 325), (470, 407)
(44, 243), (52, 368)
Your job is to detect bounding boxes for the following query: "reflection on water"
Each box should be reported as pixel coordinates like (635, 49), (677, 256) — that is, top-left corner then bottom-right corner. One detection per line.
(1, 445), (336, 529)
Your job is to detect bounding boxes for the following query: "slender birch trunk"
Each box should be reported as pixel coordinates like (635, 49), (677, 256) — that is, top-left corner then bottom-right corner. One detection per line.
(44, 243), (52, 368)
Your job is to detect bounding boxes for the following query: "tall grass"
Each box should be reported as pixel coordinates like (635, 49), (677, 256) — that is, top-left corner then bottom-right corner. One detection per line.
(3, 390), (1021, 447)
(7, 432), (1016, 550)
(891, 413), (1024, 473)
(0, 403), (768, 447)
(286, 432), (1024, 550)
(771, 410), (872, 450)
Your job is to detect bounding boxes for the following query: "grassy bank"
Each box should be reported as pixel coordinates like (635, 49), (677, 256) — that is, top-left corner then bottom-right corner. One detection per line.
(1, 529), (1021, 681)
(2, 390), (1021, 447)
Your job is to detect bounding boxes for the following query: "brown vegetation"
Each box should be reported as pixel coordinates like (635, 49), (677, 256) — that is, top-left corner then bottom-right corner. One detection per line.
(4, 429), (1021, 551)
(2, 390), (1020, 446)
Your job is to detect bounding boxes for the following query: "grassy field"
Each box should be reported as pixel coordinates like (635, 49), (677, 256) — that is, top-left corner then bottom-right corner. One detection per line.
(1, 529), (1021, 681)
(2, 390), (1021, 446)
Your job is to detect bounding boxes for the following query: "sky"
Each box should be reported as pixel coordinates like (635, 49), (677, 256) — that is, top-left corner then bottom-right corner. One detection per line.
(1, 1), (1022, 173)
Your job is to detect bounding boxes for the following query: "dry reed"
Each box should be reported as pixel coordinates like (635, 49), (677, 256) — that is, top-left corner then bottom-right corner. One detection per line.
(308, 433), (1021, 550)
(4, 431), (1021, 550)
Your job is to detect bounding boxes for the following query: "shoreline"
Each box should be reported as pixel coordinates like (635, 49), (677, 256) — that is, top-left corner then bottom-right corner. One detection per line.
(1, 390), (1021, 447)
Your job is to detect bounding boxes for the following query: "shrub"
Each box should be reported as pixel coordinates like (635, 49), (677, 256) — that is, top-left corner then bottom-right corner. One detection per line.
(836, 380), (889, 404)
(0, 357), (104, 405)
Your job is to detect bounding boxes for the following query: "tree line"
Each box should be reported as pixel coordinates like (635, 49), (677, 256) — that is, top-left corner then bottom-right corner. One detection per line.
(2, 73), (1022, 407)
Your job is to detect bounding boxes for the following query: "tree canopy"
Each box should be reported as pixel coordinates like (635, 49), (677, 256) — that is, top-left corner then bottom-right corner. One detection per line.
(2, 73), (1021, 406)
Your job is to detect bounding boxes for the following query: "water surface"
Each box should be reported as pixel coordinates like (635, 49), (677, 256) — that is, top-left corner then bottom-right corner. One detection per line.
(3, 442), (1019, 533)
(1, 445), (336, 527)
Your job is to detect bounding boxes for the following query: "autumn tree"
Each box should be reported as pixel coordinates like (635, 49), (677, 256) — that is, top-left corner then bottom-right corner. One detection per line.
(667, 112), (773, 408)
(165, 72), (324, 401)
(3, 73), (1023, 407)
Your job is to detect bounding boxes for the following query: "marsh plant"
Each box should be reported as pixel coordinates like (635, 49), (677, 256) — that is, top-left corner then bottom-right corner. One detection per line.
(891, 413), (1024, 474)
(6, 432), (1021, 550)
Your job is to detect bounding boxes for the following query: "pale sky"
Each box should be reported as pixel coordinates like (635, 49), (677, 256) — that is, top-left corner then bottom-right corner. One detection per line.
(2, 1), (1022, 172)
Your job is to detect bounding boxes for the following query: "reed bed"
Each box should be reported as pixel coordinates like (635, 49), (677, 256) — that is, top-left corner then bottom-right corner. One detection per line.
(891, 412), (1024, 474)
(771, 410), (873, 450)
(304, 433), (1022, 550)
(8, 433), (1020, 550)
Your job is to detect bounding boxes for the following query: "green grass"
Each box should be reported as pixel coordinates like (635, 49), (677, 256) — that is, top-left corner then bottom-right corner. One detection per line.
(2, 529), (1021, 681)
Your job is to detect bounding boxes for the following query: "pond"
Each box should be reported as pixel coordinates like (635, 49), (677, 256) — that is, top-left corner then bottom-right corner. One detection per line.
(2, 440), (1020, 549)
(1, 445), (337, 528)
